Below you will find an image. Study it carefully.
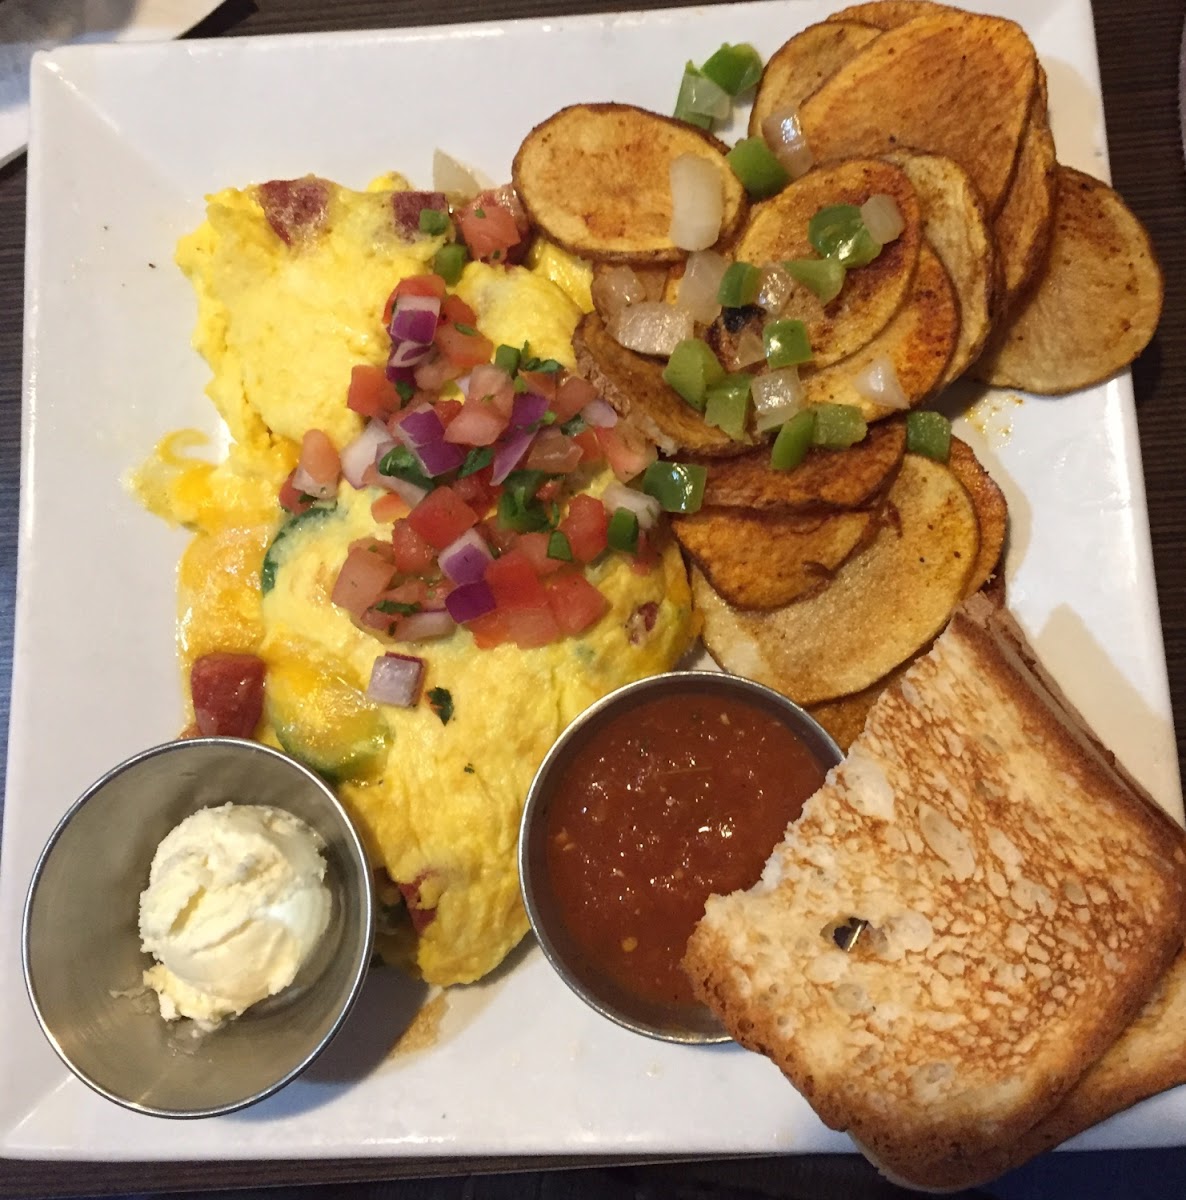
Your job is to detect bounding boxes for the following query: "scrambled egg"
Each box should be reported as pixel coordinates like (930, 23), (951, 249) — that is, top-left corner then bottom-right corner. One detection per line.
(134, 176), (695, 986)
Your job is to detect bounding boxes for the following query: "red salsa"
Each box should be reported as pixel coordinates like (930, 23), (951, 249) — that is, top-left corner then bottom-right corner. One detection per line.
(543, 688), (828, 1009)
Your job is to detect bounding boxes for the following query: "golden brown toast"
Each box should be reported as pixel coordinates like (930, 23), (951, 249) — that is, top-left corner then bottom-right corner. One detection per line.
(684, 597), (1186, 1190)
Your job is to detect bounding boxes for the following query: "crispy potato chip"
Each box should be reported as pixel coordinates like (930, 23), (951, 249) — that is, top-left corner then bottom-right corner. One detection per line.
(692, 417), (906, 512)
(799, 11), (1037, 215)
(672, 504), (881, 609)
(572, 312), (752, 457)
(884, 153), (997, 385)
(974, 167), (1164, 393)
(716, 159), (921, 369)
(946, 438), (1008, 596)
(798, 242), (959, 419)
(694, 453), (978, 704)
(749, 21), (882, 138)
(512, 103), (747, 263)
(993, 68), (1058, 317)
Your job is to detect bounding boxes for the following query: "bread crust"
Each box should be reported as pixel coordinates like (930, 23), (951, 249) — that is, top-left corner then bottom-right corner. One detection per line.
(684, 599), (1186, 1190)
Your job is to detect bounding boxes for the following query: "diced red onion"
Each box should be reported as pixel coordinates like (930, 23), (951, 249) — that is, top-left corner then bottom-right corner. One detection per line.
(752, 367), (805, 433)
(433, 149), (482, 201)
(390, 305), (439, 345)
(511, 392), (549, 428)
(580, 398), (618, 428)
(603, 481), (661, 532)
(366, 653), (424, 707)
(668, 154), (724, 252)
(439, 528), (494, 585)
(491, 427), (536, 485)
(341, 421), (394, 489)
(675, 250), (727, 324)
(761, 107), (814, 179)
(393, 611), (456, 642)
(860, 194), (905, 245)
(386, 362), (416, 389)
(609, 302), (694, 357)
(397, 403), (446, 448)
(445, 579), (497, 624)
(757, 265), (794, 313)
(389, 338), (434, 370)
(852, 356), (909, 410)
(414, 438), (466, 477)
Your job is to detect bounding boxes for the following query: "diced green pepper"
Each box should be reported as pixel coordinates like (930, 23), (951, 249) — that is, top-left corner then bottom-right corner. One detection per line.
(808, 204), (881, 268)
(419, 208), (450, 236)
(674, 62), (718, 130)
(700, 43), (763, 95)
(547, 530), (574, 562)
(906, 410), (952, 462)
(811, 403), (868, 448)
(770, 409), (816, 471)
(642, 461), (707, 514)
(704, 374), (752, 440)
(726, 137), (791, 199)
(784, 257), (846, 303)
(433, 241), (469, 285)
(763, 319), (813, 369)
(662, 338), (725, 411)
(494, 343), (521, 375)
(717, 261), (762, 308)
(607, 507), (640, 553)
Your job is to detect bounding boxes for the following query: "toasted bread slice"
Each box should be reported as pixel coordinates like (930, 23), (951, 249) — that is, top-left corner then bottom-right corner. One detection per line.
(685, 595), (1186, 1190)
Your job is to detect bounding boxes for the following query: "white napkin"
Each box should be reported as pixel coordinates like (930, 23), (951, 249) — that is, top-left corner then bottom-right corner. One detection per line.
(0, 0), (227, 168)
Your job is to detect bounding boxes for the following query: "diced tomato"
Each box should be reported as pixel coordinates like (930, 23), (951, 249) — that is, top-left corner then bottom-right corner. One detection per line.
(594, 422), (658, 482)
(574, 428), (604, 465)
(190, 653), (266, 739)
(457, 199), (523, 263)
(441, 294), (478, 327)
(278, 469), (315, 515)
(485, 549), (549, 610)
(515, 532), (567, 577)
(500, 606), (562, 648)
(537, 478), (564, 503)
(434, 398), (464, 427)
(384, 579), (430, 607)
(468, 609), (509, 649)
(452, 467), (497, 514)
(331, 546), (396, 616)
(526, 428), (582, 474)
(477, 517), (518, 557)
(631, 529), (659, 575)
(560, 494), (608, 563)
(298, 429), (341, 488)
(348, 536), (395, 562)
(550, 374), (596, 421)
(444, 397), (510, 446)
(466, 363), (516, 417)
(372, 492), (411, 523)
(414, 352), (466, 392)
(391, 518), (438, 574)
(407, 486), (479, 550)
(347, 364), (401, 420)
(518, 369), (557, 404)
(435, 321), (494, 369)
(546, 570), (610, 635)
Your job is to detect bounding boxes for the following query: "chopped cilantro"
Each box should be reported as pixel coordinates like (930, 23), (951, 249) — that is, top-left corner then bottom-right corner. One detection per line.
(458, 446), (494, 477)
(464, 763), (475, 774)
(378, 445), (434, 491)
(474, 206), (486, 218)
(374, 599), (420, 616)
(560, 414), (588, 436)
(394, 379), (415, 403)
(428, 687), (454, 725)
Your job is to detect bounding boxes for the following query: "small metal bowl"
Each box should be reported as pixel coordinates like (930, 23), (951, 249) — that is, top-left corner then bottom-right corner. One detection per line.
(520, 671), (842, 1045)
(22, 738), (374, 1118)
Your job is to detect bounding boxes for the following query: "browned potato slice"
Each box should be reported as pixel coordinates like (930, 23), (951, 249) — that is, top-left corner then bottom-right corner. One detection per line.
(828, 0), (954, 29)
(512, 103), (747, 263)
(884, 152), (996, 385)
(693, 454), (978, 705)
(749, 21), (882, 138)
(672, 504), (881, 609)
(572, 312), (752, 457)
(693, 417), (906, 512)
(974, 167), (1164, 393)
(799, 11), (1037, 215)
(717, 159), (921, 369)
(946, 438), (1008, 596)
(798, 242), (959, 419)
(993, 68), (1058, 317)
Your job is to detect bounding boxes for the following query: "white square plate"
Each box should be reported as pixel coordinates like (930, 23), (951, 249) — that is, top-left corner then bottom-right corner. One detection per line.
(3, 0), (1182, 1163)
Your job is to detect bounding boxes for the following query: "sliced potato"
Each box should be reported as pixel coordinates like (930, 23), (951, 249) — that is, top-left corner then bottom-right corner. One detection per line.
(806, 657), (913, 752)
(672, 503), (881, 609)
(947, 437), (1008, 596)
(749, 21), (882, 138)
(716, 158), (921, 369)
(828, 1), (953, 29)
(974, 167), (1164, 393)
(798, 242), (959, 419)
(693, 453), (978, 705)
(512, 103), (747, 263)
(693, 417), (906, 512)
(572, 312), (752, 457)
(885, 152), (997, 385)
(799, 11), (1037, 215)
(992, 68), (1058, 316)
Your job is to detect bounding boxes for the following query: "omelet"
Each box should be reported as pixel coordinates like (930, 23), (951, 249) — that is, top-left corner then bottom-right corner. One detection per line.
(134, 173), (697, 986)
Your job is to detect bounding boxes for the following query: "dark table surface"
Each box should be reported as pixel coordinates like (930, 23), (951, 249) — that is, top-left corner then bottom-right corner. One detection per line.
(1, 0), (1184, 1196)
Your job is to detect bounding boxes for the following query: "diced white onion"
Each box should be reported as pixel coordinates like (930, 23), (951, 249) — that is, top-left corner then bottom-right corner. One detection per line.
(340, 421), (393, 489)
(851, 356), (909, 410)
(668, 154), (724, 252)
(609, 302), (695, 357)
(675, 250), (728, 324)
(580, 398), (619, 428)
(757, 265), (794, 313)
(433, 149), (481, 201)
(760, 107), (814, 179)
(602, 481), (662, 531)
(591, 265), (648, 321)
(393, 611), (456, 643)
(860, 194), (905, 245)
(752, 367), (805, 433)
(731, 326), (768, 369)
